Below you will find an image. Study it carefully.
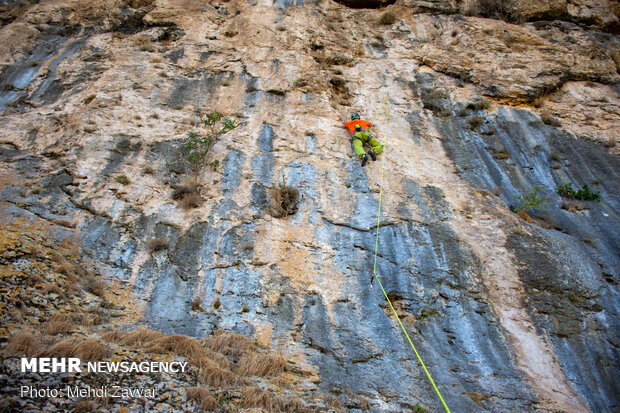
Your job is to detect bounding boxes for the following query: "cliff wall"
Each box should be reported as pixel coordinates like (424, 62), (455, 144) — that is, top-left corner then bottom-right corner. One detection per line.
(0, 0), (618, 411)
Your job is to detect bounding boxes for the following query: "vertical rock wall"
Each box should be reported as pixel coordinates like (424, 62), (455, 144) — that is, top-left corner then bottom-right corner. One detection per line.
(0, 0), (618, 411)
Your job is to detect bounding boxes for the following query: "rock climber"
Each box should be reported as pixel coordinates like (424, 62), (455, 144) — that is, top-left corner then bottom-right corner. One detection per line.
(344, 113), (384, 166)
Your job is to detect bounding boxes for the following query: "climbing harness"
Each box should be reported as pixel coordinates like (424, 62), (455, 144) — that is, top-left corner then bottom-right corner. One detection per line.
(371, 92), (451, 413)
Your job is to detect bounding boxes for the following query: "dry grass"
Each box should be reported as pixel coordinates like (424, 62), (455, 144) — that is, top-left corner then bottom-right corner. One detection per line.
(240, 387), (282, 411)
(321, 394), (343, 411)
(25, 273), (43, 286)
(240, 387), (304, 412)
(6, 330), (45, 357)
(271, 376), (291, 389)
(610, 50), (620, 73)
(172, 180), (199, 200)
(82, 275), (106, 297)
(561, 199), (586, 212)
(541, 110), (562, 127)
(533, 97), (544, 108)
(379, 12), (396, 25)
(73, 400), (96, 412)
(492, 186), (505, 196)
(115, 174), (130, 185)
(172, 180), (203, 209)
(52, 254), (74, 276)
(43, 337), (111, 361)
(238, 353), (286, 377)
(181, 192), (203, 209)
(202, 331), (256, 357)
(467, 0), (522, 23)
(44, 314), (74, 335)
(133, 35), (156, 52)
(185, 387), (217, 411)
(190, 296), (203, 311)
(102, 329), (232, 370)
(146, 238), (168, 252)
(607, 136), (616, 148)
(468, 116), (484, 129)
(198, 361), (240, 387)
(151, 335), (209, 359)
(269, 180), (300, 218)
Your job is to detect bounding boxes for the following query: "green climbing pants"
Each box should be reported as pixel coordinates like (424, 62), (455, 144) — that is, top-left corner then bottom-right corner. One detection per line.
(352, 131), (383, 158)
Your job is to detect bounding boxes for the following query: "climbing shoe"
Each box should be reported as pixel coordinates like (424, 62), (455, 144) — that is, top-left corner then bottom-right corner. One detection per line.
(361, 154), (369, 167)
(367, 149), (377, 161)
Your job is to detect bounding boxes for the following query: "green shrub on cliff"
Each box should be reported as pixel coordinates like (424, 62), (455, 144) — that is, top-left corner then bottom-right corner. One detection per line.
(556, 182), (601, 201)
(184, 112), (236, 176)
(514, 185), (548, 212)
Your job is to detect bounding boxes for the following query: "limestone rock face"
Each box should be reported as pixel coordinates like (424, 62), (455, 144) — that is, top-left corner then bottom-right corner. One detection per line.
(0, 0), (619, 412)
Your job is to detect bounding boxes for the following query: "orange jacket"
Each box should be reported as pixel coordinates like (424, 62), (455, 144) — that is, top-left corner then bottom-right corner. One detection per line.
(344, 119), (372, 135)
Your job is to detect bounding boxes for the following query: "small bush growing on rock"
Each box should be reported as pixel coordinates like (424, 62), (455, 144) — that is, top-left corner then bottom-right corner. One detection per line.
(468, 0), (522, 23)
(467, 99), (491, 111)
(202, 330), (256, 357)
(190, 296), (203, 311)
(468, 116), (484, 129)
(414, 403), (429, 413)
(172, 180), (203, 209)
(380, 12), (396, 25)
(556, 182), (600, 201)
(181, 192), (202, 209)
(82, 275), (106, 297)
(419, 308), (439, 319)
(146, 238), (168, 252)
(238, 353), (287, 377)
(6, 330), (44, 357)
(185, 387), (217, 411)
(44, 314), (74, 335)
(541, 110), (562, 127)
(269, 179), (300, 218)
(610, 51), (620, 74)
(115, 174), (130, 185)
(240, 387), (304, 412)
(492, 186), (505, 196)
(495, 150), (509, 160)
(43, 337), (111, 361)
(184, 112), (236, 176)
(514, 185), (548, 212)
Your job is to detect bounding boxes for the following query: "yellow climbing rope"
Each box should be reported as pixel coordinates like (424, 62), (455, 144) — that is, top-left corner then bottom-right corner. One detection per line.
(372, 92), (451, 413)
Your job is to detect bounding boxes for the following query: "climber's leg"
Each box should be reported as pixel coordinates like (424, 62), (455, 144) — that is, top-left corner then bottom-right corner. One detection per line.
(352, 139), (366, 158)
(368, 137), (383, 155)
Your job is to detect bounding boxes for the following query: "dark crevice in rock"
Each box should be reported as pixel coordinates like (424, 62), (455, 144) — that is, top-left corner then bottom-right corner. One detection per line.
(332, 0), (396, 9)
(322, 216), (370, 232)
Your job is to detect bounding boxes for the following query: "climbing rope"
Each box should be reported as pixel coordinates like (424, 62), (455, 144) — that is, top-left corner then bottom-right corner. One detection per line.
(371, 92), (451, 413)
